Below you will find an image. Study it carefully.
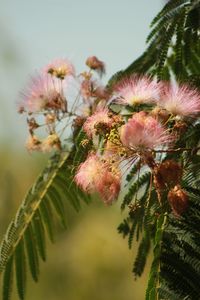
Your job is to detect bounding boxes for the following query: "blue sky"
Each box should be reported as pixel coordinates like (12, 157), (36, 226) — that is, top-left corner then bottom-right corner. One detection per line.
(0, 0), (162, 145)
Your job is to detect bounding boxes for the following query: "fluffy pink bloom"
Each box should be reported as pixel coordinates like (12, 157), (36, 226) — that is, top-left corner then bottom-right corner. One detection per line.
(83, 108), (113, 137)
(120, 112), (171, 150)
(74, 154), (103, 193)
(158, 83), (200, 117)
(20, 73), (66, 113)
(95, 170), (121, 205)
(114, 75), (160, 106)
(43, 58), (75, 79)
(74, 154), (121, 204)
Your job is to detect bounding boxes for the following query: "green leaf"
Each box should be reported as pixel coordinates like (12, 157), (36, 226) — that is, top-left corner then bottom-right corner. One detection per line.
(24, 224), (39, 282)
(15, 240), (26, 300)
(145, 214), (166, 300)
(0, 148), (90, 300)
(2, 256), (14, 300)
(32, 211), (46, 262)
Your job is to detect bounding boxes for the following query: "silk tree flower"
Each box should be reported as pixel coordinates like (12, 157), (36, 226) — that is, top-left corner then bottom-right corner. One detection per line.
(95, 168), (121, 205)
(74, 154), (103, 193)
(83, 108), (113, 138)
(158, 83), (200, 117)
(43, 58), (75, 79)
(74, 154), (121, 204)
(114, 75), (160, 106)
(120, 112), (171, 151)
(19, 73), (66, 113)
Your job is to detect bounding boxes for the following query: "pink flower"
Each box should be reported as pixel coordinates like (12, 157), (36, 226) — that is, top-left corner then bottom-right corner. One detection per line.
(96, 170), (121, 205)
(114, 75), (160, 106)
(120, 112), (171, 150)
(74, 154), (102, 193)
(43, 58), (75, 79)
(158, 83), (200, 117)
(83, 108), (113, 138)
(20, 73), (66, 113)
(74, 154), (121, 204)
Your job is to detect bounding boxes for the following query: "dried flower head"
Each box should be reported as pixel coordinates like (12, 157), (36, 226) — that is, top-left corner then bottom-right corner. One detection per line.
(151, 107), (170, 123)
(44, 59), (75, 79)
(45, 113), (56, 125)
(83, 108), (113, 138)
(114, 75), (160, 106)
(168, 185), (189, 217)
(86, 56), (105, 76)
(41, 134), (61, 152)
(27, 117), (39, 134)
(20, 73), (67, 113)
(81, 79), (108, 101)
(158, 83), (200, 117)
(26, 135), (41, 152)
(120, 112), (171, 151)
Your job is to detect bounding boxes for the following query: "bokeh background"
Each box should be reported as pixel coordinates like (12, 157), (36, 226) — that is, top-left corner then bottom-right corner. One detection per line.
(0, 1), (162, 299)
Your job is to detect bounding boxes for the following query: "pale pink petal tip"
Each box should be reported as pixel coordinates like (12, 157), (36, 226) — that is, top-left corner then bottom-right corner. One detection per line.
(120, 111), (171, 150)
(159, 83), (200, 117)
(74, 154), (120, 205)
(115, 75), (160, 106)
(43, 58), (75, 79)
(19, 73), (66, 113)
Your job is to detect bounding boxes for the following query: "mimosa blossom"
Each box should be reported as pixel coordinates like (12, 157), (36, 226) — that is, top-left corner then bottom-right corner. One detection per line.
(20, 74), (66, 113)
(120, 112), (171, 151)
(114, 76), (160, 106)
(158, 83), (200, 117)
(44, 58), (75, 79)
(83, 108), (113, 137)
(95, 170), (121, 205)
(74, 154), (103, 193)
(74, 154), (120, 204)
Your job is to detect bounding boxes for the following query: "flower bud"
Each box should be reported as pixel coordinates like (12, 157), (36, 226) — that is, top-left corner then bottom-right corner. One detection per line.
(86, 56), (105, 75)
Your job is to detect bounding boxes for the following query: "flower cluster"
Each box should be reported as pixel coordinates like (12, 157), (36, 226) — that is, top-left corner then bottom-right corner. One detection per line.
(19, 57), (108, 152)
(19, 58), (200, 215)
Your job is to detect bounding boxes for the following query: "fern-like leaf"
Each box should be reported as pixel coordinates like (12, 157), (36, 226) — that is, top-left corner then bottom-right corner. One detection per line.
(0, 148), (90, 300)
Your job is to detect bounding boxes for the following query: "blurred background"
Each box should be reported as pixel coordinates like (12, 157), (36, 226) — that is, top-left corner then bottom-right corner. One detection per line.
(0, 1), (162, 299)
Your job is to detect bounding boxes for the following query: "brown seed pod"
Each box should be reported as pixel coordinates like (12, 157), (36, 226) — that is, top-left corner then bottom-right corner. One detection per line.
(154, 160), (182, 190)
(168, 185), (189, 217)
